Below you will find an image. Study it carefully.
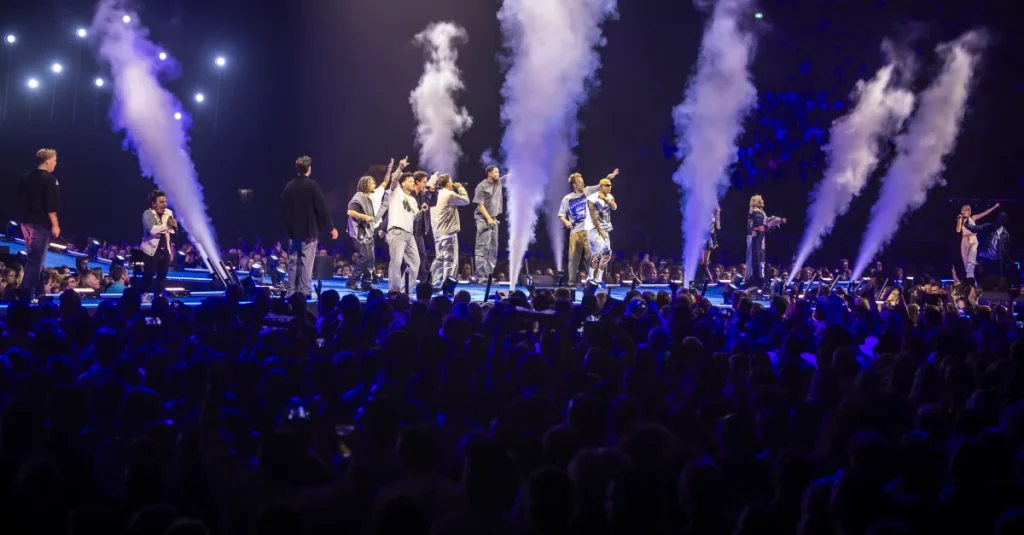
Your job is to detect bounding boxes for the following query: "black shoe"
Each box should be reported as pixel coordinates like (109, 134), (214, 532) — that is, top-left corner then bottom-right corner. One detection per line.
(360, 282), (374, 292)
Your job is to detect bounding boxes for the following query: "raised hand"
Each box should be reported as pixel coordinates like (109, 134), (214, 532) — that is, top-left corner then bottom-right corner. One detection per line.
(609, 168), (620, 178)
(399, 156), (409, 169)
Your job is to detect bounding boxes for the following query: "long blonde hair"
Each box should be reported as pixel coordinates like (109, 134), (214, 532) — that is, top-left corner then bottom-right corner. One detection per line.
(749, 195), (765, 214)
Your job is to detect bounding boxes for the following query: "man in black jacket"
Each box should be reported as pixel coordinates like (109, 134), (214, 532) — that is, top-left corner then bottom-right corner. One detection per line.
(281, 155), (337, 298)
(412, 171), (438, 284)
(16, 148), (61, 301)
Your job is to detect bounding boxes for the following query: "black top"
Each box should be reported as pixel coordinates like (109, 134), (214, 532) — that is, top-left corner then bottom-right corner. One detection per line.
(413, 189), (437, 237)
(281, 175), (333, 241)
(16, 169), (60, 227)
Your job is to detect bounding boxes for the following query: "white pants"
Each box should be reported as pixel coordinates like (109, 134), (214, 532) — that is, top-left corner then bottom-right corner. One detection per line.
(588, 228), (611, 257)
(961, 235), (978, 279)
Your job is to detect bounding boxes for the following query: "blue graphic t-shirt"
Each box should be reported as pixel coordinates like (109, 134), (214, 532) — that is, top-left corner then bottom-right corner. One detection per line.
(558, 186), (600, 234)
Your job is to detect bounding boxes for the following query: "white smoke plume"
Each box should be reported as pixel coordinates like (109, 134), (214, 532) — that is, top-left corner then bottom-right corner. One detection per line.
(91, 1), (222, 268)
(411, 22), (473, 176)
(788, 59), (915, 284)
(673, 0), (758, 286)
(498, 0), (618, 289)
(852, 30), (987, 280)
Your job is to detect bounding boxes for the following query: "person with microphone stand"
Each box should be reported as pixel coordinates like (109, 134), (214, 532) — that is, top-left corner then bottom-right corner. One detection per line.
(140, 189), (176, 296)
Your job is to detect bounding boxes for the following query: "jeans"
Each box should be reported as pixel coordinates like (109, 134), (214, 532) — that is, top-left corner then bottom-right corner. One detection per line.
(431, 233), (459, 286)
(387, 228), (419, 294)
(19, 223), (50, 300)
(567, 231), (591, 284)
(474, 219), (498, 281)
(350, 237), (375, 286)
(141, 248), (171, 296)
(287, 238), (317, 298)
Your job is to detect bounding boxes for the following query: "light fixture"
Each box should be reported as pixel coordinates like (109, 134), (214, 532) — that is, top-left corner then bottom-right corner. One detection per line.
(158, 51), (167, 61)
(122, 15), (132, 24)
(94, 77), (104, 87)
(754, 13), (764, 19)
(194, 93), (205, 103)
(4, 35), (14, 44)
(27, 78), (39, 89)
(173, 112), (182, 120)
(215, 56), (226, 67)
(51, 63), (63, 74)
(77, 28), (88, 38)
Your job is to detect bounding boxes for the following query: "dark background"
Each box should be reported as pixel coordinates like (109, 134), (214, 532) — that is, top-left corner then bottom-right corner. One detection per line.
(0, 0), (1019, 272)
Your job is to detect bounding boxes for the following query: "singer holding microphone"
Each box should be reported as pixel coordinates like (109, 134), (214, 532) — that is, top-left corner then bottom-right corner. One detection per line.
(140, 189), (176, 296)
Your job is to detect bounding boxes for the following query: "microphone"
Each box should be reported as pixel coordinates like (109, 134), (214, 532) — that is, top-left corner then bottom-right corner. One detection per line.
(165, 208), (177, 234)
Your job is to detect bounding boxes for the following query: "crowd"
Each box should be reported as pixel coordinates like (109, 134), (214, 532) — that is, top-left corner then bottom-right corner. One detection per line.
(1, 254), (1024, 534)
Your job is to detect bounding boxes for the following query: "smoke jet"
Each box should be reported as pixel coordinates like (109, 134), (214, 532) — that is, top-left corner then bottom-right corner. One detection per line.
(673, 0), (758, 286)
(852, 31), (987, 280)
(498, 0), (617, 288)
(788, 58), (915, 284)
(411, 22), (473, 176)
(92, 1), (222, 269)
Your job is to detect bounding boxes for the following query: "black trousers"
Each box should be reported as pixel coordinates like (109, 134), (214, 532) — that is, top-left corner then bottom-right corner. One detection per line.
(141, 248), (171, 295)
(350, 237), (375, 285)
(415, 234), (431, 284)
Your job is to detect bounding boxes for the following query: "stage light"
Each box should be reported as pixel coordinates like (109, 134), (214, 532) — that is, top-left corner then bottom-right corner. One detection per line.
(122, 15), (132, 24)
(215, 56), (226, 67)
(158, 51), (167, 61)
(173, 112), (182, 120)
(754, 12), (763, 19)
(4, 35), (14, 44)
(76, 28), (88, 38)
(51, 63), (63, 74)
(94, 77), (104, 87)
(194, 92), (204, 103)
(27, 78), (39, 89)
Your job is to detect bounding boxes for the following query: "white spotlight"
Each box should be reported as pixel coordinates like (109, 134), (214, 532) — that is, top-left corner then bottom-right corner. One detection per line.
(76, 28), (88, 38)
(215, 56), (227, 67)
(27, 78), (39, 89)
(194, 93), (205, 103)
(94, 77), (104, 87)
(158, 51), (167, 61)
(174, 112), (182, 121)
(4, 35), (14, 44)
(122, 15), (132, 24)
(51, 63), (63, 74)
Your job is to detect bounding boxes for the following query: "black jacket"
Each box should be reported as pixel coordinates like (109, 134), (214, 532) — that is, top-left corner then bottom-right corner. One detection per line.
(16, 169), (60, 226)
(281, 175), (333, 241)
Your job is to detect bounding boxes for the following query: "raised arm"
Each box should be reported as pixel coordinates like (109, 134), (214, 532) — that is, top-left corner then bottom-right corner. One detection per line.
(391, 156), (409, 191)
(449, 184), (471, 206)
(379, 159), (395, 190)
(974, 202), (1001, 221)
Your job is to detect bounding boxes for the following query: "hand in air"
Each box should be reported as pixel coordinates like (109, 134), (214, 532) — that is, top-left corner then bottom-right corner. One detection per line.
(609, 168), (620, 178)
(331, 228), (339, 240)
(399, 156), (409, 169)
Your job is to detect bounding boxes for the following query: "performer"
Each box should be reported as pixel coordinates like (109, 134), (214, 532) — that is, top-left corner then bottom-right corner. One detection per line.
(585, 178), (617, 287)
(412, 171), (438, 284)
(698, 206), (721, 284)
(15, 148), (61, 301)
(558, 168), (619, 286)
(473, 165), (508, 282)
(140, 189), (176, 296)
(281, 155), (337, 298)
(429, 174), (471, 286)
(745, 195), (786, 287)
(346, 175), (385, 291)
(964, 212), (1011, 287)
(956, 202), (1000, 279)
(386, 172), (424, 293)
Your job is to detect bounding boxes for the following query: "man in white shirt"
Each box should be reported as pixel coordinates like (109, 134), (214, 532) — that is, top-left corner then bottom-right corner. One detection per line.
(387, 173), (425, 294)
(140, 189), (177, 295)
(429, 174), (471, 286)
(584, 178), (617, 287)
(558, 169), (619, 286)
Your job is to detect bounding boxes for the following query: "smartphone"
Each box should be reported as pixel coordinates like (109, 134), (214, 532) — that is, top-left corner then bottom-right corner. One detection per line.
(336, 424), (355, 458)
(145, 317), (162, 326)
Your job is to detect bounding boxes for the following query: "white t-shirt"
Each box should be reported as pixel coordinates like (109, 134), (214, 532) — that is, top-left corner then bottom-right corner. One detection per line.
(387, 188), (417, 233)
(584, 193), (613, 232)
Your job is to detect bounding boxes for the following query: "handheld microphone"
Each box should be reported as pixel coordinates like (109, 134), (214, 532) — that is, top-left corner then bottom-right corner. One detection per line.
(165, 208), (177, 234)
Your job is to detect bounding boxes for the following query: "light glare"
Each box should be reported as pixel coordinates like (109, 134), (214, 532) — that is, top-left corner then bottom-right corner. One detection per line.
(158, 51), (167, 61)
(122, 15), (131, 24)
(4, 35), (14, 44)
(95, 77), (104, 87)
(77, 28), (88, 38)
(174, 112), (182, 121)
(51, 63), (63, 74)
(194, 93), (205, 103)
(27, 78), (39, 89)
(215, 56), (226, 67)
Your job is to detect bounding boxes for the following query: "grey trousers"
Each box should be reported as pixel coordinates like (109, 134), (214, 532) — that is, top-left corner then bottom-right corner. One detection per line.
(431, 233), (459, 286)
(388, 228), (420, 294)
(287, 237), (317, 298)
(474, 219), (498, 281)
